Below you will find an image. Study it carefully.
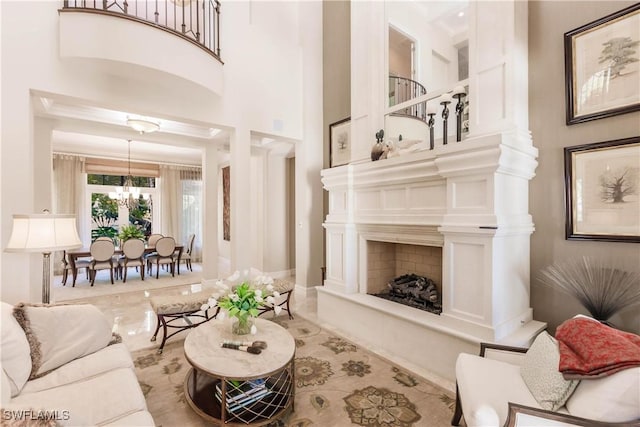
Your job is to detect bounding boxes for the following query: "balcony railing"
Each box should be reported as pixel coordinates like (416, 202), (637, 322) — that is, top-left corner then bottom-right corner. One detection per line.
(62, 0), (221, 61)
(389, 75), (427, 122)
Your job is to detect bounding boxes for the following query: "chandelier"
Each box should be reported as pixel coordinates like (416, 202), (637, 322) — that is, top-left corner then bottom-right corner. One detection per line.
(108, 140), (151, 208)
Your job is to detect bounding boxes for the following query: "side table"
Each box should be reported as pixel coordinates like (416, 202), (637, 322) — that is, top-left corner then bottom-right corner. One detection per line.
(183, 318), (295, 426)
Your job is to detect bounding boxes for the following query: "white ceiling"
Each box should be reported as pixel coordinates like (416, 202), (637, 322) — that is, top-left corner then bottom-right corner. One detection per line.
(412, 0), (469, 37)
(35, 93), (296, 166)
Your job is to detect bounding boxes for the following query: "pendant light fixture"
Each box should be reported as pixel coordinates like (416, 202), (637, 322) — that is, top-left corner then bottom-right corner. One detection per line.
(108, 140), (150, 208)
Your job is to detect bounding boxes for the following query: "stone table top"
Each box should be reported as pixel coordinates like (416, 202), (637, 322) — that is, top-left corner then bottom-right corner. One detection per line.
(184, 318), (295, 379)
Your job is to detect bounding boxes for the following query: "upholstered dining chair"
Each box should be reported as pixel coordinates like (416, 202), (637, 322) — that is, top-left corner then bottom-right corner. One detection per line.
(118, 238), (145, 283)
(61, 250), (90, 286)
(146, 237), (177, 279)
(88, 239), (116, 286)
(178, 234), (196, 272)
(147, 233), (163, 248)
(145, 233), (164, 266)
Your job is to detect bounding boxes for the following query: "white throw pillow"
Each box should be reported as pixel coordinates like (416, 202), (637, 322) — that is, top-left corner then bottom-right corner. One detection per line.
(520, 331), (579, 411)
(13, 303), (112, 379)
(566, 367), (640, 422)
(1, 302), (32, 396)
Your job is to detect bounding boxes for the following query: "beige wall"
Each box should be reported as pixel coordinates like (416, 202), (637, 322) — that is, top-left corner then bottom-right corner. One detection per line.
(322, 1), (351, 272)
(323, 0), (351, 170)
(529, 1), (640, 334)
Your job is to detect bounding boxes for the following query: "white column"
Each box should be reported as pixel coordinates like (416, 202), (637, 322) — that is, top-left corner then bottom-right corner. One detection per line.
(351, 1), (385, 163)
(201, 145), (218, 283)
(467, 0), (530, 138)
(230, 127), (252, 273)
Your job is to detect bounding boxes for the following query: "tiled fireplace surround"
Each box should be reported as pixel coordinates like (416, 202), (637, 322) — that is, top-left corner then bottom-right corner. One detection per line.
(366, 241), (443, 298)
(318, 135), (546, 382)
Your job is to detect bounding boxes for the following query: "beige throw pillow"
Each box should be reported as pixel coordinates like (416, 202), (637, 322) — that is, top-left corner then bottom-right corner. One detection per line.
(13, 303), (112, 379)
(520, 331), (579, 411)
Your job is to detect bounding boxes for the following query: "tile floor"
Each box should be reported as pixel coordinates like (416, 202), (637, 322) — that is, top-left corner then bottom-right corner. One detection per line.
(62, 267), (312, 353)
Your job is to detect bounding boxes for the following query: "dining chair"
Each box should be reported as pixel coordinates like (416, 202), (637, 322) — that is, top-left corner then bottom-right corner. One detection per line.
(178, 233), (196, 272)
(61, 250), (90, 286)
(88, 239), (116, 286)
(147, 233), (164, 247)
(95, 236), (114, 242)
(146, 237), (177, 279)
(118, 238), (145, 283)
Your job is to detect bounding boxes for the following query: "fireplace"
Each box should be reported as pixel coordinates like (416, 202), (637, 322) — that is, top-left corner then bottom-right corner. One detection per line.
(366, 241), (442, 314)
(319, 134), (546, 381)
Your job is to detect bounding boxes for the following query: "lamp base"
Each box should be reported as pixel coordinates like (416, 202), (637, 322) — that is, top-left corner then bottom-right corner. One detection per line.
(42, 252), (52, 304)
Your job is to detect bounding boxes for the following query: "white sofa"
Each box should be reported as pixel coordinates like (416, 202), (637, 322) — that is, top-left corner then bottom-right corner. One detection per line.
(1, 301), (155, 426)
(453, 339), (640, 427)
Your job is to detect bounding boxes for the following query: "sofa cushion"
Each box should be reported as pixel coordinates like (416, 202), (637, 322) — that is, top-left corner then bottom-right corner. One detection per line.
(456, 353), (541, 427)
(1, 302), (32, 396)
(13, 303), (112, 379)
(565, 366), (640, 422)
(520, 331), (579, 411)
(10, 367), (148, 426)
(20, 343), (134, 394)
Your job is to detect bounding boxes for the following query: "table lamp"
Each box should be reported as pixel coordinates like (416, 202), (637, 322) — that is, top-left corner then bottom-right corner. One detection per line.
(5, 211), (82, 303)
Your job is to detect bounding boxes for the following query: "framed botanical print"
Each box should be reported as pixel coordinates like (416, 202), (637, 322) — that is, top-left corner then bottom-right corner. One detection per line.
(564, 136), (640, 242)
(564, 3), (640, 125)
(329, 117), (351, 167)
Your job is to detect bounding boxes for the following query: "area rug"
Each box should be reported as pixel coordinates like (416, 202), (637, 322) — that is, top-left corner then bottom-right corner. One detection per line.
(132, 315), (455, 427)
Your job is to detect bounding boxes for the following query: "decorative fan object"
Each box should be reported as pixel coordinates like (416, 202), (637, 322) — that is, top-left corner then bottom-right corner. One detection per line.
(537, 256), (640, 324)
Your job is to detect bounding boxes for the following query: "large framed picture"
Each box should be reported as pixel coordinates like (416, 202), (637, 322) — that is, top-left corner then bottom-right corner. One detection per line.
(329, 117), (351, 167)
(564, 3), (640, 125)
(564, 136), (640, 242)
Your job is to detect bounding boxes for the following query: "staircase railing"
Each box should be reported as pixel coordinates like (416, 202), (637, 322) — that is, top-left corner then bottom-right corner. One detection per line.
(389, 75), (427, 121)
(61, 0), (221, 62)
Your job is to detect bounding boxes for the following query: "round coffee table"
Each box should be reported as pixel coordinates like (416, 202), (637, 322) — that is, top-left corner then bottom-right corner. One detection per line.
(183, 317), (295, 426)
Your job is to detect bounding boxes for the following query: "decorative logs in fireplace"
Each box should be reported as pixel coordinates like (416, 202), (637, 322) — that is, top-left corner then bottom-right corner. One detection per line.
(374, 274), (442, 314)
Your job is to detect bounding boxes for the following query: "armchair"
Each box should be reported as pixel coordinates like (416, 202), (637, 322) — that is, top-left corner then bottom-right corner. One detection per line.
(452, 339), (640, 427)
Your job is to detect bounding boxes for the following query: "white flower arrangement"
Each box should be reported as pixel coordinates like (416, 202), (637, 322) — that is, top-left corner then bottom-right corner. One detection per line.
(201, 270), (282, 334)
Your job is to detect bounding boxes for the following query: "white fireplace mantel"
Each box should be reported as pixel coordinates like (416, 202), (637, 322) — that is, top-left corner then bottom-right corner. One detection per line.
(318, 132), (546, 381)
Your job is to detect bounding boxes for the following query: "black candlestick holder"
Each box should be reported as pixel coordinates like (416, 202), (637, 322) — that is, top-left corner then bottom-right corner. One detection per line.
(440, 98), (451, 145)
(427, 113), (436, 150)
(454, 92), (467, 142)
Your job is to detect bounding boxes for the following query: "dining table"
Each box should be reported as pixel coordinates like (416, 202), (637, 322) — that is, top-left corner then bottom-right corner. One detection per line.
(67, 244), (184, 286)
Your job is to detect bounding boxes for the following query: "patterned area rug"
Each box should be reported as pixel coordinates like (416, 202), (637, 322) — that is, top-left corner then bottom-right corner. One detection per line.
(132, 315), (455, 427)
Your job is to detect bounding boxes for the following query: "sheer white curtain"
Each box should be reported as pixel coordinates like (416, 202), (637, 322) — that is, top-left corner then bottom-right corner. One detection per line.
(159, 165), (180, 239)
(52, 154), (86, 272)
(159, 165), (202, 262)
(181, 168), (202, 261)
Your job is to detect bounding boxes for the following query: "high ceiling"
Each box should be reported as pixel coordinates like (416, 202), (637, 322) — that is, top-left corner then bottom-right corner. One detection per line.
(34, 93), (223, 166)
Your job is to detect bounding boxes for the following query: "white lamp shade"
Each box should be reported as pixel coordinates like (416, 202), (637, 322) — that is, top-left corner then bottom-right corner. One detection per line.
(5, 214), (82, 253)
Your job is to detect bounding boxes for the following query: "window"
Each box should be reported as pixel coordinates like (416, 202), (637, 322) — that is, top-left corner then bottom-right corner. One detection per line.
(88, 174), (156, 241)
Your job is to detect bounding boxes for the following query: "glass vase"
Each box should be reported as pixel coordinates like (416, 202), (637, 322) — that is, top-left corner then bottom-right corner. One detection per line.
(231, 317), (253, 335)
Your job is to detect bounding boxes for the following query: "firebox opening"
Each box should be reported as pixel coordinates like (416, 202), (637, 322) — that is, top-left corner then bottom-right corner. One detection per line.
(367, 241), (443, 315)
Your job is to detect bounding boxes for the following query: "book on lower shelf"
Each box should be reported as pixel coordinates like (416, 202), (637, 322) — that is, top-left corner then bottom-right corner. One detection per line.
(215, 379), (272, 411)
